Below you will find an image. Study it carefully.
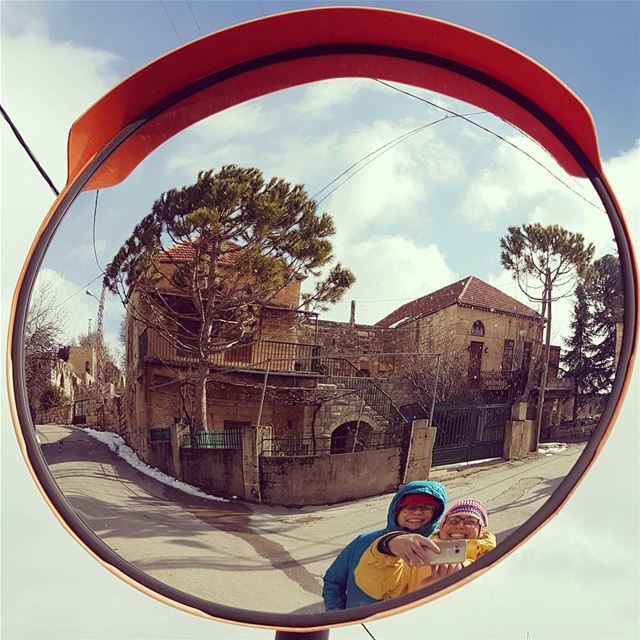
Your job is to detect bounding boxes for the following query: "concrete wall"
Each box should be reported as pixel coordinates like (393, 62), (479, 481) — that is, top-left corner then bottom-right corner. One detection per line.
(402, 421), (437, 483)
(260, 448), (402, 506)
(147, 441), (174, 476)
(179, 448), (245, 499)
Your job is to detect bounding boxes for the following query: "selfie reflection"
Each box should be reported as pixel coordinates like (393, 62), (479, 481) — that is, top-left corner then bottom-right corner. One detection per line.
(29, 78), (622, 613)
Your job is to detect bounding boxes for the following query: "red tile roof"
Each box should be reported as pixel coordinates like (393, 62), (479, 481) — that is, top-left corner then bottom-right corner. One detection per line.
(375, 276), (539, 328)
(159, 240), (241, 265)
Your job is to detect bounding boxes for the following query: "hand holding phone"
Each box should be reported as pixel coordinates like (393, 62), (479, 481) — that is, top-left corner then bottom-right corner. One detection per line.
(422, 539), (467, 565)
(387, 535), (467, 567)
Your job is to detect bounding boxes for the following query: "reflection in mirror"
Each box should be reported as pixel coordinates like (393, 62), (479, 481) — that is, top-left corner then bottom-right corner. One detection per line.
(27, 78), (623, 614)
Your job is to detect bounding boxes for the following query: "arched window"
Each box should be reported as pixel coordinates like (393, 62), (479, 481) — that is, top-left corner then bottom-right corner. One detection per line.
(471, 320), (485, 336)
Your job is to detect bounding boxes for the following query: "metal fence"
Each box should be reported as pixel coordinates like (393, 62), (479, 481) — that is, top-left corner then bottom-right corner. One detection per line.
(432, 402), (510, 465)
(180, 429), (243, 449)
(261, 429), (402, 457)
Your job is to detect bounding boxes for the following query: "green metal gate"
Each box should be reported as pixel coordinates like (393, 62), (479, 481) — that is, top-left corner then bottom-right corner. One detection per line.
(432, 403), (509, 465)
(72, 399), (87, 425)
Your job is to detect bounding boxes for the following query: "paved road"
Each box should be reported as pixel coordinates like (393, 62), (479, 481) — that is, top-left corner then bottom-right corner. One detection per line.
(38, 424), (585, 614)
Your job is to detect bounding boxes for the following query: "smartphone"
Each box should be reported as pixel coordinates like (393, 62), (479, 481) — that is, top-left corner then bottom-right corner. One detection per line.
(423, 539), (467, 565)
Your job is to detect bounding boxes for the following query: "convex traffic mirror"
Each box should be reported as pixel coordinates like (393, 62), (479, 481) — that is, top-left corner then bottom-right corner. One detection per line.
(8, 6), (637, 636)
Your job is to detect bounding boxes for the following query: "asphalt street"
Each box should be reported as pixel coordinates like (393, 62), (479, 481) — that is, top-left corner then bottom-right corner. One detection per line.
(37, 424), (585, 614)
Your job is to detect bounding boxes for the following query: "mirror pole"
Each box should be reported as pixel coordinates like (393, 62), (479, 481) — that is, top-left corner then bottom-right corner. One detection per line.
(274, 631), (330, 640)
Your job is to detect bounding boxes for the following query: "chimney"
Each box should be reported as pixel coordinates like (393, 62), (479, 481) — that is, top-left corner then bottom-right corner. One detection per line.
(350, 300), (356, 325)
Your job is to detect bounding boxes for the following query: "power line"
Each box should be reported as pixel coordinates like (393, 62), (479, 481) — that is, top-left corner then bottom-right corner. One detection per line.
(483, 576), (515, 639)
(1, 102), (59, 196)
(311, 115), (450, 204)
(53, 274), (104, 310)
(186, 0), (203, 36)
(361, 622), (377, 639)
(312, 109), (486, 207)
(91, 190), (104, 273)
(160, 0), (183, 44)
(257, 0), (267, 17)
(375, 79), (604, 212)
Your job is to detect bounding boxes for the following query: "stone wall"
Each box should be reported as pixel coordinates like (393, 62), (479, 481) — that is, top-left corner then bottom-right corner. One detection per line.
(260, 447), (402, 506)
(300, 319), (401, 376)
(312, 385), (389, 436)
(36, 402), (73, 425)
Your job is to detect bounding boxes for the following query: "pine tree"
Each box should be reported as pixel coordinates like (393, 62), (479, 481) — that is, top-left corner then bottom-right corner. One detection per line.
(500, 223), (594, 446)
(588, 253), (624, 393)
(104, 165), (355, 432)
(562, 283), (597, 422)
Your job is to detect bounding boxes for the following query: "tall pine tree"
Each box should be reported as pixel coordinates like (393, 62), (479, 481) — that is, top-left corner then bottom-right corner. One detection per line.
(562, 283), (597, 422)
(104, 165), (355, 432)
(588, 253), (624, 393)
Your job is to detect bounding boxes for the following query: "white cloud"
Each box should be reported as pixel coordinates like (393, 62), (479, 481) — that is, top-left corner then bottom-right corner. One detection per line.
(323, 118), (464, 239)
(604, 139), (640, 228)
(1, 11), (121, 323)
(316, 236), (457, 325)
(294, 78), (365, 116)
(165, 101), (276, 178)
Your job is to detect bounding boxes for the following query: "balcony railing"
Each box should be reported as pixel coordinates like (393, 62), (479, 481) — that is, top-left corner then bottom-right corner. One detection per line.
(140, 328), (321, 373)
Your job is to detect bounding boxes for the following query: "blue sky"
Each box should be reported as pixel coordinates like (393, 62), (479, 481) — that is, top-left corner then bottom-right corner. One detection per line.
(6, 1), (637, 355)
(1, 2), (639, 640)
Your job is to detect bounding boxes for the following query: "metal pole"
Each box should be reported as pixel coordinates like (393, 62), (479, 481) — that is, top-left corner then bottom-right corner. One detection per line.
(274, 631), (330, 640)
(429, 353), (441, 427)
(256, 365), (270, 427)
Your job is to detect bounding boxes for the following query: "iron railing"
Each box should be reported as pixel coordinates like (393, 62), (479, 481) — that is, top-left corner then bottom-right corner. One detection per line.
(262, 429), (402, 457)
(318, 356), (407, 428)
(142, 329), (320, 373)
(180, 429), (242, 449)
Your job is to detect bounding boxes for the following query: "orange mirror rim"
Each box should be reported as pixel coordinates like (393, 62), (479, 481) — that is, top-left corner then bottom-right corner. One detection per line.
(7, 6), (638, 633)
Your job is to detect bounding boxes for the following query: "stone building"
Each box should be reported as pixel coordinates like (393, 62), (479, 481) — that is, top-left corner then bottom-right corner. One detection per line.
(122, 262), (579, 471)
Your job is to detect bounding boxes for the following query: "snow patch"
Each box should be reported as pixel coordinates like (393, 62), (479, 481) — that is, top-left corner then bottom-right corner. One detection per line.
(82, 428), (228, 503)
(538, 442), (568, 456)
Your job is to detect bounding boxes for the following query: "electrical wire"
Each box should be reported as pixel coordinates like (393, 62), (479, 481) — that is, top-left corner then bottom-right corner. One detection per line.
(91, 190), (104, 273)
(312, 109), (485, 207)
(361, 622), (377, 639)
(186, 0), (203, 36)
(160, 0), (184, 44)
(53, 274), (104, 310)
(482, 575), (515, 639)
(375, 79), (604, 212)
(1, 103), (59, 196)
(257, 0), (266, 17)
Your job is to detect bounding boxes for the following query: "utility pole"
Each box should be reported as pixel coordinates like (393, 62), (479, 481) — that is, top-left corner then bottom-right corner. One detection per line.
(87, 287), (107, 428)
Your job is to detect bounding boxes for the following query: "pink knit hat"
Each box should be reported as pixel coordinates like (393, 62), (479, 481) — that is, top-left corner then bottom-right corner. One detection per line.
(443, 499), (489, 528)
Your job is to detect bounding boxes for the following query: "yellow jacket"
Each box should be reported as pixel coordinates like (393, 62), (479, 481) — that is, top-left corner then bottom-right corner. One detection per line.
(353, 530), (496, 602)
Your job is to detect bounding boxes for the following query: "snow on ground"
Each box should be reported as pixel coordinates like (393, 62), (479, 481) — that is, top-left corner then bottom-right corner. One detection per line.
(83, 428), (229, 502)
(538, 442), (568, 456)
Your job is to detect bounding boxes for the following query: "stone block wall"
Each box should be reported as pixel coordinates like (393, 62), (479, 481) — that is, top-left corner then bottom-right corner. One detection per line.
(300, 319), (402, 376)
(36, 402), (73, 425)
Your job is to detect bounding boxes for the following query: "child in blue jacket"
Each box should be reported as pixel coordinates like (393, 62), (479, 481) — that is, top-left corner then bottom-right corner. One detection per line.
(322, 480), (447, 610)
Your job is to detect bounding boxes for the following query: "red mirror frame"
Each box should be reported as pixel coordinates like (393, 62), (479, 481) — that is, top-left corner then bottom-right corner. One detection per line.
(7, 6), (638, 634)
